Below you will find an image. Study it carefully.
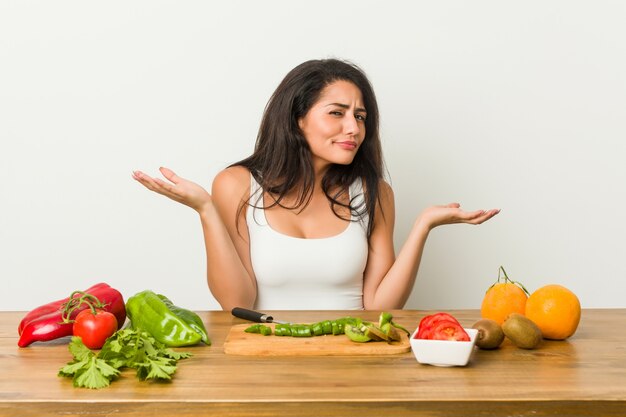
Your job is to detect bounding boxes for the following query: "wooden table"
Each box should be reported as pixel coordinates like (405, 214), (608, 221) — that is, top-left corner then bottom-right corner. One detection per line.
(1, 309), (625, 417)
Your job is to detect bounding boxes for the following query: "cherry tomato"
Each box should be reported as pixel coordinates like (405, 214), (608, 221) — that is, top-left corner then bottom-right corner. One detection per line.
(430, 320), (471, 341)
(73, 309), (118, 349)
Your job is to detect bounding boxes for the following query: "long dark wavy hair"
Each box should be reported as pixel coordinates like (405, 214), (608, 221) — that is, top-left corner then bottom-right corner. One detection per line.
(232, 58), (385, 237)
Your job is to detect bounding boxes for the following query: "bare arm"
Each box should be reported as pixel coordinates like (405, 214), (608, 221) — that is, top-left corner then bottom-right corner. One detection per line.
(208, 167), (257, 309)
(132, 167), (256, 310)
(362, 182), (499, 310)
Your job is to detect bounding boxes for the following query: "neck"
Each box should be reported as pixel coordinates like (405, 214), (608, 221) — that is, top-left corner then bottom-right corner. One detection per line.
(312, 159), (330, 190)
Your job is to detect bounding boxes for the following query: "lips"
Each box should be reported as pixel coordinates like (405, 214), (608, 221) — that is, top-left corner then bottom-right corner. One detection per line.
(335, 141), (357, 150)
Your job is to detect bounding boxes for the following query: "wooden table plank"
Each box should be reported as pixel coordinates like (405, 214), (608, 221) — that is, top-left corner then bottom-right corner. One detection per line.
(1, 309), (625, 417)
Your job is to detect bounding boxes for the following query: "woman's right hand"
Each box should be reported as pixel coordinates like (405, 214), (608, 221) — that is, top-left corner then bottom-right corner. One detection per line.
(418, 202), (500, 230)
(132, 167), (212, 213)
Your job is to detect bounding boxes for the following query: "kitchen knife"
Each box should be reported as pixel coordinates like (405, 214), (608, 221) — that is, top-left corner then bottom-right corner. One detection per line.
(231, 307), (288, 324)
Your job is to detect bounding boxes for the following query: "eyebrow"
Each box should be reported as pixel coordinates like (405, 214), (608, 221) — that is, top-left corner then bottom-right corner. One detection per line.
(326, 102), (367, 114)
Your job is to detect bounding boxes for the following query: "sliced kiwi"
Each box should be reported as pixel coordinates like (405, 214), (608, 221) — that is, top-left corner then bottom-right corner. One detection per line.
(378, 312), (393, 328)
(344, 324), (372, 343)
(471, 319), (505, 349)
(381, 322), (402, 342)
(364, 323), (389, 342)
(502, 313), (542, 349)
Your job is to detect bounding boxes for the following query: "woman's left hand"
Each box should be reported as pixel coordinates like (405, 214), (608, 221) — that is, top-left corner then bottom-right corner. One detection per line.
(419, 203), (500, 230)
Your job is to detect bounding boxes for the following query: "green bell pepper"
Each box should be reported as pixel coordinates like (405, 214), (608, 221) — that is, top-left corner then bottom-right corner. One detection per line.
(157, 294), (211, 344)
(126, 290), (206, 347)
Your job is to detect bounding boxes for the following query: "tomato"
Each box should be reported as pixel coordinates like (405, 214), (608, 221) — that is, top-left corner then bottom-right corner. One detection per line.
(73, 309), (118, 349)
(416, 312), (462, 339)
(430, 320), (470, 341)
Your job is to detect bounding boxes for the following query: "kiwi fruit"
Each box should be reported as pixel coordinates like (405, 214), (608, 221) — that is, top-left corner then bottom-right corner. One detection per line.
(502, 313), (543, 349)
(381, 322), (402, 342)
(364, 324), (389, 341)
(344, 324), (372, 343)
(472, 319), (505, 349)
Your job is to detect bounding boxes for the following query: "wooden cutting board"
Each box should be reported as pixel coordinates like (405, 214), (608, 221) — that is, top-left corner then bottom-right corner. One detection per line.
(223, 324), (411, 356)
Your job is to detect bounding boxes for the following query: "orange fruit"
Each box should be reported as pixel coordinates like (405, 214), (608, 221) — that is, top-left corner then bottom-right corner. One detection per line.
(525, 284), (581, 340)
(480, 266), (529, 325)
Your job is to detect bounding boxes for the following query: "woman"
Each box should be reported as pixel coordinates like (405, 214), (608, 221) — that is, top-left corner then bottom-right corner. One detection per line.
(133, 58), (499, 311)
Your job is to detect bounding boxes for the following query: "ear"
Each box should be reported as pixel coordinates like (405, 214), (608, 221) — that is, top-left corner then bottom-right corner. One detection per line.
(297, 117), (305, 130)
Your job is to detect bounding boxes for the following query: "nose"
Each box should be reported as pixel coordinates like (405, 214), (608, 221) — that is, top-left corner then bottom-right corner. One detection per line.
(343, 114), (361, 137)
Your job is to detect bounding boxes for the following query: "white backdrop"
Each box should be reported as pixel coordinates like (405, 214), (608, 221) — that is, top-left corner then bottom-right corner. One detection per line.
(2, 1), (625, 311)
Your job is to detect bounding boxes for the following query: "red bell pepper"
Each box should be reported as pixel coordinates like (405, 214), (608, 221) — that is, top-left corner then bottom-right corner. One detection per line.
(18, 282), (110, 335)
(17, 283), (126, 347)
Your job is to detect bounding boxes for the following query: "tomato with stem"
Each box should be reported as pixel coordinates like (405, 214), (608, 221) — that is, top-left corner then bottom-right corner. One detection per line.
(73, 309), (118, 349)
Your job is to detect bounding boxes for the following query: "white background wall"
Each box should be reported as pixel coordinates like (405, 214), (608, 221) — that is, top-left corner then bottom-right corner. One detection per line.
(2, 1), (625, 312)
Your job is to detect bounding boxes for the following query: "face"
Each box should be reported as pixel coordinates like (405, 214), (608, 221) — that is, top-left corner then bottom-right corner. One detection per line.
(298, 80), (367, 172)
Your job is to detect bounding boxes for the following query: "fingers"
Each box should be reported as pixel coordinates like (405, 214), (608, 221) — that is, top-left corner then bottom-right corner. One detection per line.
(152, 176), (177, 194)
(159, 167), (180, 184)
(443, 203), (500, 225)
(445, 203), (498, 221)
(132, 170), (176, 197)
(131, 170), (144, 181)
(131, 168), (211, 211)
(468, 208), (501, 224)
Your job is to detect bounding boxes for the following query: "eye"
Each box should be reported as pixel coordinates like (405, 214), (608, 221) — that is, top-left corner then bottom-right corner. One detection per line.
(355, 113), (367, 122)
(330, 111), (343, 116)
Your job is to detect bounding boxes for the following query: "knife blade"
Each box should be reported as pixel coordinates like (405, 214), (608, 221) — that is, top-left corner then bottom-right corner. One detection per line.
(231, 307), (288, 324)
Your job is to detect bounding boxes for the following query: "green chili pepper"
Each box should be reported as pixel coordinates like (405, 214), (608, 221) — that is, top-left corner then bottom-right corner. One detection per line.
(311, 322), (324, 336)
(125, 290), (204, 347)
(337, 317), (361, 327)
(322, 320), (333, 334)
(245, 324), (262, 333)
(276, 324), (291, 336)
(157, 294), (211, 345)
(290, 325), (312, 337)
(245, 323), (272, 335)
(241, 315), (403, 341)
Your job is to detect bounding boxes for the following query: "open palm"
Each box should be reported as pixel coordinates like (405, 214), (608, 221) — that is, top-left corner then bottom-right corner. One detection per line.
(421, 203), (500, 229)
(132, 167), (212, 213)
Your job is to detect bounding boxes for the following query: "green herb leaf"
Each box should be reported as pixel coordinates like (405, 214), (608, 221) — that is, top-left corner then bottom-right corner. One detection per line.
(58, 358), (90, 377)
(95, 357), (121, 379)
(73, 357), (119, 389)
(141, 335), (159, 357)
(161, 348), (192, 360)
(59, 328), (192, 389)
(136, 356), (177, 380)
(58, 338), (94, 378)
(97, 349), (128, 369)
(68, 336), (93, 361)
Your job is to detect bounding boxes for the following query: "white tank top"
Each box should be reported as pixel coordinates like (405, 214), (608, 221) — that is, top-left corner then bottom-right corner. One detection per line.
(247, 174), (369, 310)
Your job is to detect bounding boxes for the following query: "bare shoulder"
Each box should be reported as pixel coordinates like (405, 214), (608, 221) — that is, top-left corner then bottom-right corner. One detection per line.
(378, 179), (394, 202)
(363, 179), (394, 209)
(361, 178), (393, 196)
(213, 165), (250, 186)
(212, 166), (250, 200)
(372, 179), (395, 226)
